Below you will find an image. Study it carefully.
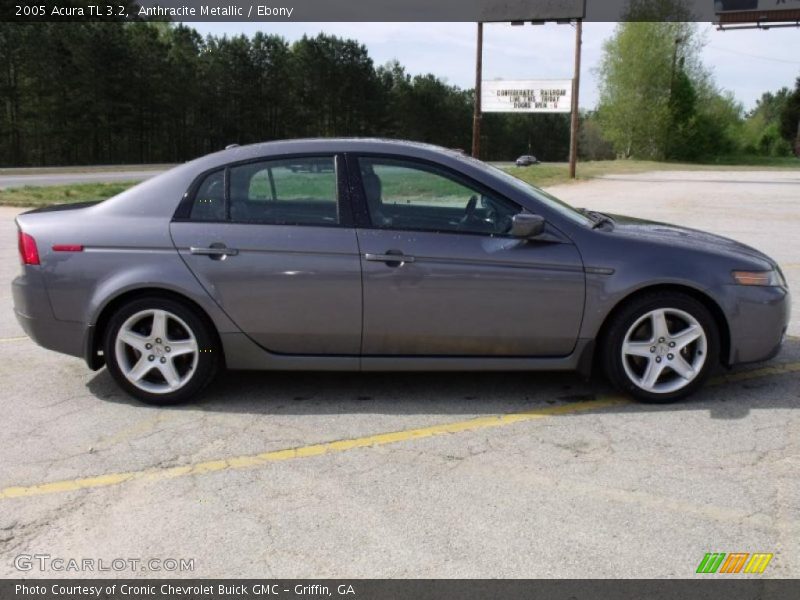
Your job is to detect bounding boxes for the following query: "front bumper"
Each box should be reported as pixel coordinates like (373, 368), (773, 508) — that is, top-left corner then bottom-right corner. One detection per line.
(12, 270), (84, 359)
(723, 284), (791, 365)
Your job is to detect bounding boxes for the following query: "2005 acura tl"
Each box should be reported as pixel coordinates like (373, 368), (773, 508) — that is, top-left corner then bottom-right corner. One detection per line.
(13, 139), (790, 405)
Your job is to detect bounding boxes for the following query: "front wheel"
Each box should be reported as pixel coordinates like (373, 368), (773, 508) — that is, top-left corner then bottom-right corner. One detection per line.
(602, 292), (720, 403)
(103, 297), (220, 405)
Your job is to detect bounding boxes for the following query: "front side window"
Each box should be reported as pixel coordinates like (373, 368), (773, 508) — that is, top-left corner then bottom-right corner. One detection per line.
(455, 153), (593, 227)
(358, 157), (522, 235)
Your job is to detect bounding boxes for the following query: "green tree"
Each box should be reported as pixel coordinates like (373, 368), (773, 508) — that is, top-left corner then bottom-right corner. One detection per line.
(579, 112), (615, 161)
(290, 34), (382, 137)
(596, 0), (716, 159)
(597, 21), (705, 158)
(737, 87), (795, 157)
(779, 77), (800, 155)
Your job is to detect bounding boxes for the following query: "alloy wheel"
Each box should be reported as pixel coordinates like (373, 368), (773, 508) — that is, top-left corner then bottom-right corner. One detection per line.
(114, 309), (199, 395)
(621, 308), (708, 394)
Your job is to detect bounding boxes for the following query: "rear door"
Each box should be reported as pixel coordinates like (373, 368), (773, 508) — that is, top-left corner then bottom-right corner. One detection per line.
(350, 155), (585, 357)
(170, 155), (362, 355)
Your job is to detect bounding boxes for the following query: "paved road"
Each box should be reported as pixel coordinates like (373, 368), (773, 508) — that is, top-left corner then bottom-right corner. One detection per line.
(0, 170), (798, 579)
(0, 169), (166, 189)
(0, 162), (521, 188)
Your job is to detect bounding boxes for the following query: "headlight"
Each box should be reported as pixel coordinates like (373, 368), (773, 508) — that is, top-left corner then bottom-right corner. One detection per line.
(732, 269), (786, 287)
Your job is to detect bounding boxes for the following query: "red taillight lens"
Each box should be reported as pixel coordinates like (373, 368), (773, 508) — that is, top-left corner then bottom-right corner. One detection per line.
(18, 230), (40, 265)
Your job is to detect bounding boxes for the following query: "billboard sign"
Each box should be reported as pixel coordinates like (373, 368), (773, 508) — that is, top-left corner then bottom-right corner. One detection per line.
(481, 80), (572, 113)
(477, 0), (586, 22)
(714, 0), (800, 23)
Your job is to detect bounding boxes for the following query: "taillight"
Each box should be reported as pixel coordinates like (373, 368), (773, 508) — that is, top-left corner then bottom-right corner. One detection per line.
(18, 230), (40, 265)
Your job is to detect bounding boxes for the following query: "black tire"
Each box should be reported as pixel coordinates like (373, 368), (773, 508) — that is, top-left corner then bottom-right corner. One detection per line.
(103, 296), (220, 405)
(601, 292), (720, 403)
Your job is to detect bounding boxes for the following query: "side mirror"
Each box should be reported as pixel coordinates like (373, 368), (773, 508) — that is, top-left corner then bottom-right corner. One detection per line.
(510, 213), (545, 239)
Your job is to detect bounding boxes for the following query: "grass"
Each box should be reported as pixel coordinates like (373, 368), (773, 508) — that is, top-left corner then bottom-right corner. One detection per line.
(1, 157), (797, 208)
(0, 181), (138, 207)
(507, 157), (800, 188)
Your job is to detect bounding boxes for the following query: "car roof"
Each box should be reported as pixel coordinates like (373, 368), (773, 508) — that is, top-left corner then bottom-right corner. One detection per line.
(95, 138), (474, 218)
(197, 138), (465, 170)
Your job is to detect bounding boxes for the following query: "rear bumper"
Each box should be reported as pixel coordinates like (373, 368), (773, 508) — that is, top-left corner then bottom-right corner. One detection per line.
(724, 284), (791, 366)
(12, 271), (84, 359)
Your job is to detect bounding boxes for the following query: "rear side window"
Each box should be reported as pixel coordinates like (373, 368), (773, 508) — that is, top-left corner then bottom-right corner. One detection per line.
(189, 170), (225, 221)
(186, 157), (339, 226)
(229, 157), (338, 225)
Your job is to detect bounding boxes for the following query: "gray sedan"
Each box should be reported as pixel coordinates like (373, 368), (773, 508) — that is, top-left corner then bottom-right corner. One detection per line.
(13, 139), (790, 405)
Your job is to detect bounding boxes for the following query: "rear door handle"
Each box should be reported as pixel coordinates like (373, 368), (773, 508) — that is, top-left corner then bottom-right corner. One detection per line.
(364, 252), (416, 265)
(190, 245), (239, 259)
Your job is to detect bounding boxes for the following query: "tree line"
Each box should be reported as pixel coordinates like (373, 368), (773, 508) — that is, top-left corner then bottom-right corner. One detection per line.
(1, 19), (797, 168)
(0, 22), (570, 167)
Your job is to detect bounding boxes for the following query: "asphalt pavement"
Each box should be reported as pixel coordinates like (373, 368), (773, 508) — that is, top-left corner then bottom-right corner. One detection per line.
(0, 170), (798, 578)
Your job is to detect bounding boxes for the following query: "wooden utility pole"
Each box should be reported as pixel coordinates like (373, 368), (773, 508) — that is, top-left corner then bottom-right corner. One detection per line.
(568, 19), (582, 179)
(471, 22), (483, 159)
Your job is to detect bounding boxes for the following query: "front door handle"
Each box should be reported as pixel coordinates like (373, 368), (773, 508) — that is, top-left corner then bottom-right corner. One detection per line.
(190, 244), (239, 259)
(364, 251), (416, 266)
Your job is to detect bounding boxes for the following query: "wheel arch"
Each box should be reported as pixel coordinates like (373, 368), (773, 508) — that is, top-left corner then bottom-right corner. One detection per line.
(592, 284), (731, 375)
(85, 287), (224, 370)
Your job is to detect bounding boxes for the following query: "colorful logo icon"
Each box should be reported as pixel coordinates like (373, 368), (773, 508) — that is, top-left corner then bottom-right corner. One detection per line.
(696, 553), (773, 574)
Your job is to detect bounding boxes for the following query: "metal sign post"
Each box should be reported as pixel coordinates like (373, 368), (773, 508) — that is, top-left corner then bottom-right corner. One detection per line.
(472, 22), (483, 159)
(569, 19), (582, 179)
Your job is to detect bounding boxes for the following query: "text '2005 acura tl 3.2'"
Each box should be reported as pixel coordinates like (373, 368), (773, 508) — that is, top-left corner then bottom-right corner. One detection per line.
(13, 139), (790, 405)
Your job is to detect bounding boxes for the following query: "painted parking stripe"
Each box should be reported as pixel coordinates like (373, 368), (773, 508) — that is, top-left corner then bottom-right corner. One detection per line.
(0, 360), (798, 501)
(1, 397), (627, 500)
(0, 335), (28, 343)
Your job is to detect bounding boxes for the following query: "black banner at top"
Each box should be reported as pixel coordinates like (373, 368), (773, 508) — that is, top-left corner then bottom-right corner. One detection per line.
(4, 0), (800, 22)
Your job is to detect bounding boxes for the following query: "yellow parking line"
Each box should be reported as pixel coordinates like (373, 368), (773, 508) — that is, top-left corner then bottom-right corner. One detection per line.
(0, 335), (28, 343)
(0, 397), (628, 500)
(0, 360), (798, 501)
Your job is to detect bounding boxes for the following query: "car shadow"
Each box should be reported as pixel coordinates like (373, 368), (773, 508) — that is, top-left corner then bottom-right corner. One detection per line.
(86, 337), (800, 421)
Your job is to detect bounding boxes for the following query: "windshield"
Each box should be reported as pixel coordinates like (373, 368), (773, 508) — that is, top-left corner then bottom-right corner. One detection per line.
(456, 155), (594, 227)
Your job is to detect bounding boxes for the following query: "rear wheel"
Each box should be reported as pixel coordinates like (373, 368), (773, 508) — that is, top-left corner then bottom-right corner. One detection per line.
(103, 297), (219, 405)
(602, 292), (720, 403)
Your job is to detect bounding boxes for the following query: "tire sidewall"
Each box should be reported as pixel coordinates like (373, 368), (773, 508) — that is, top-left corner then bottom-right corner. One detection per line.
(603, 293), (720, 403)
(103, 296), (218, 405)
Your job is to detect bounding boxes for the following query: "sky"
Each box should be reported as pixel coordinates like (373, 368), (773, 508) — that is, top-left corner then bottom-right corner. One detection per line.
(192, 22), (800, 112)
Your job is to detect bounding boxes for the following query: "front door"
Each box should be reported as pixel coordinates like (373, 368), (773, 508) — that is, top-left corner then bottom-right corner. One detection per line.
(170, 155), (362, 355)
(353, 156), (585, 357)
